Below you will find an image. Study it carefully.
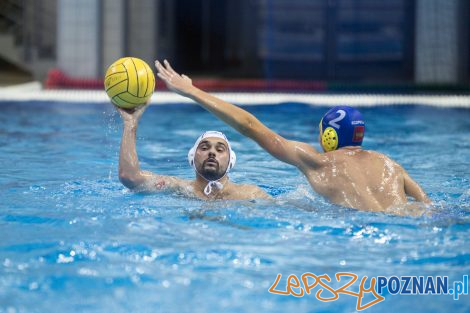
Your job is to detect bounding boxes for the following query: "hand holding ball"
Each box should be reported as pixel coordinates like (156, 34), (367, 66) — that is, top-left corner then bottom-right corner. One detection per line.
(104, 57), (155, 109)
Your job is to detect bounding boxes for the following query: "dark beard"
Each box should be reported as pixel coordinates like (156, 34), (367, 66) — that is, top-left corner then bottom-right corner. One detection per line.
(201, 160), (224, 181)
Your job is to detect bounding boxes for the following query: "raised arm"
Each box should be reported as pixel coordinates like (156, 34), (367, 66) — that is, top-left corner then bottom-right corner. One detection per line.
(116, 104), (182, 192)
(155, 60), (323, 170)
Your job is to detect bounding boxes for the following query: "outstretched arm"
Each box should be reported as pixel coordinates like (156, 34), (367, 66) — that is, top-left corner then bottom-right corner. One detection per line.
(155, 60), (323, 170)
(116, 104), (182, 192)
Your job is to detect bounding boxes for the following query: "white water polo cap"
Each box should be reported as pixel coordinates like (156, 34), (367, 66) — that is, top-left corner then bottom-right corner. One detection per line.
(187, 131), (237, 195)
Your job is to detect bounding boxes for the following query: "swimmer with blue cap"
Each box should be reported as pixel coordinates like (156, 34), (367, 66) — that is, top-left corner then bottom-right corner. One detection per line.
(114, 104), (269, 200)
(156, 60), (432, 215)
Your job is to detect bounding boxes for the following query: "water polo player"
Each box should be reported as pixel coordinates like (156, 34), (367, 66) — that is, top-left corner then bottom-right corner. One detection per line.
(156, 59), (431, 214)
(115, 104), (269, 200)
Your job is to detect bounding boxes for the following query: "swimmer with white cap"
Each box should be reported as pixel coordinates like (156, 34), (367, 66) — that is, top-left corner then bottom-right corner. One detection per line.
(115, 104), (269, 200)
(156, 60), (432, 215)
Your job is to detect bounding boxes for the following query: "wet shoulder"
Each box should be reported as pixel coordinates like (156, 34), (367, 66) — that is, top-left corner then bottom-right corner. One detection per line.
(323, 149), (402, 169)
(360, 150), (404, 173)
(366, 150), (400, 164)
(237, 183), (263, 193)
(232, 183), (270, 199)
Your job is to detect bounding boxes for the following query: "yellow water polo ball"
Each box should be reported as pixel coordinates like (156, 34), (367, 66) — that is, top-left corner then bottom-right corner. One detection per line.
(104, 57), (155, 109)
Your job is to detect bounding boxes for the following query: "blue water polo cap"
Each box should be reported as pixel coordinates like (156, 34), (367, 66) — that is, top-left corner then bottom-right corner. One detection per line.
(319, 106), (365, 151)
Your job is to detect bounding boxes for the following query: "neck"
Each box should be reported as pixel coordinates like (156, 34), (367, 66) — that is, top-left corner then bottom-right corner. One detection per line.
(341, 146), (362, 151)
(194, 173), (229, 194)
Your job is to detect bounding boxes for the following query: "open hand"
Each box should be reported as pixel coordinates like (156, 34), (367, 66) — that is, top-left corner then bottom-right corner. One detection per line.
(114, 103), (148, 125)
(155, 60), (195, 97)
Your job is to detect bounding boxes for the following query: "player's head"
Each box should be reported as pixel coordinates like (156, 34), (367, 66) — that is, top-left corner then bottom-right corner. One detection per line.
(188, 131), (236, 181)
(319, 106), (365, 152)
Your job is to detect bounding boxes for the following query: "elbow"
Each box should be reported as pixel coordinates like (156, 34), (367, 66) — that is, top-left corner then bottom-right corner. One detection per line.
(407, 192), (431, 205)
(118, 170), (141, 190)
(422, 195), (432, 205)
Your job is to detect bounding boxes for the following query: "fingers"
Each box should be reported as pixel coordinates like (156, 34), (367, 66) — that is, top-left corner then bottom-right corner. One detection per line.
(163, 59), (176, 74)
(135, 102), (148, 110)
(157, 72), (168, 82)
(114, 105), (126, 113)
(155, 60), (171, 78)
(134, 104), (147, 116)
(121, 107), (136, 114)
(155, 60), (167, 76)
(155, 59), (176, 77)
(114, 106), (133, 120)
(156, 60), (192, 87)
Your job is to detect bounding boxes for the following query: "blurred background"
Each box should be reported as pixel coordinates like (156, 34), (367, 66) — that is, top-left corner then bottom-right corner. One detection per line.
(0, 0), (469, 91)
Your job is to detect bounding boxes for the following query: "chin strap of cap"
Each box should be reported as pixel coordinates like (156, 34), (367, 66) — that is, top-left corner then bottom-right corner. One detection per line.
(194, 166), (228, 196)
(204, 180), (224, 195)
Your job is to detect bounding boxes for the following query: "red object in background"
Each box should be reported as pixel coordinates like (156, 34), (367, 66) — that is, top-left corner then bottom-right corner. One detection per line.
(45, 68), (104, 89)
(45, 68), (326, 92)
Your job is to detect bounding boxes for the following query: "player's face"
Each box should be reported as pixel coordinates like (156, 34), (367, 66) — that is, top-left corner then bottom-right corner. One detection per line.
(194, 137), (230, 180)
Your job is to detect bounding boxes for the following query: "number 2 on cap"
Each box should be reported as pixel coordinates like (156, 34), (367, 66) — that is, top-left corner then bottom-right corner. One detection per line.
(329, 110), (346, 128)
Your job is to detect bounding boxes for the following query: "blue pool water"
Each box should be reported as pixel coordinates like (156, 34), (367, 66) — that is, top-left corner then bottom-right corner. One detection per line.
(0, 101), (469, 313)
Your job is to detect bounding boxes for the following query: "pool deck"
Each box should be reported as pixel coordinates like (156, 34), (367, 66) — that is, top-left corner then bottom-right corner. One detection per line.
(1, 82), (469, 108)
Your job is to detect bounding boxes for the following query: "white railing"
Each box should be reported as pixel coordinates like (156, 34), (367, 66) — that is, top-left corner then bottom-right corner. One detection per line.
(0, 82), (469, 108)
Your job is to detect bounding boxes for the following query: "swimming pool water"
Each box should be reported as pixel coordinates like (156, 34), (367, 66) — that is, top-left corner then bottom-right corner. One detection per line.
(0, 102), (469, 312)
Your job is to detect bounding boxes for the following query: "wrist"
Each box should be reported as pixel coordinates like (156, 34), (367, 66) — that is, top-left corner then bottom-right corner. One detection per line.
(187, 86), (203, 99)
(123, 120), (138, 129)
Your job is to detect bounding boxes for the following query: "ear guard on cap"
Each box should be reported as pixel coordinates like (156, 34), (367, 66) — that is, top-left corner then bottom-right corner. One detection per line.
(319, 119), (339, 152)
(321, 127), (338, 152)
